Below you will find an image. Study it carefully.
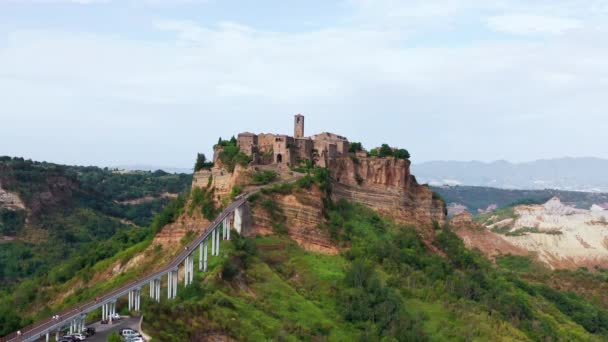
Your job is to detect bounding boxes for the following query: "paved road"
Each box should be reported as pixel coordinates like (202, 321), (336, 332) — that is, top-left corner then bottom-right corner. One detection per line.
(87, 316), (142, 342)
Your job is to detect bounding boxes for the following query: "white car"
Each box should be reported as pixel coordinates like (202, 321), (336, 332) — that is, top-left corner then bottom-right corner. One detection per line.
(71, 333), (86, 340)
(125, 337), (144, 342)
(110, 313), (121, 320)
(122, 330), (140, 338)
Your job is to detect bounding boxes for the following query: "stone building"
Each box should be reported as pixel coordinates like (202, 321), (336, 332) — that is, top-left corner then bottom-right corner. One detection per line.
(225, 114), (350, 168)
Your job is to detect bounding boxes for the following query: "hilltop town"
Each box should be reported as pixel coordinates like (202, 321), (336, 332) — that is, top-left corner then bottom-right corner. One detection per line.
(214, 114), (353, 169)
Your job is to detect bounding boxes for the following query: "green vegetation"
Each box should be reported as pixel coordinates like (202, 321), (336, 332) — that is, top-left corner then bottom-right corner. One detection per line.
(505, 227), (563, 236)
(431, 185), (608, 214)
(229, 185), (242, 200)
(348, 142), (363, 153)
(108, 332), (122, 342)
(0, 208), (25, 235)
(189, 186), (218, 220)
(369, 144), (410, 160)
(193, 153), (213, 172)
(5, 157), (608, 340)
(251, 170), (277, 185)
(138, 197), (608, 341)
(0, 157), (192, 336)
(217, 137), (251, 172)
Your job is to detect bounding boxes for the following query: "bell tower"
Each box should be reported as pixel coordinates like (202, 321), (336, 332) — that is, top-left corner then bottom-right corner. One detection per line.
(294, 114), (304, 138)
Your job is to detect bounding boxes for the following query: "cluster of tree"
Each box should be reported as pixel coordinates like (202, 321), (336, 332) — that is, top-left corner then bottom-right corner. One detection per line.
(324, 199), (608, 341)
(193, 153), (213, 172)
(348, 142), (363, 153)
(369, 144), (410, 160)
(0, 209), (26, 236)
(216, 137), (251, 173)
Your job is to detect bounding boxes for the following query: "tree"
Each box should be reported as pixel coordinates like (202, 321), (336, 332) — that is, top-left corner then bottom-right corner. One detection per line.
(349, 142), (363, 153)
(394, 148), (410, 160)
(378, 144), (393, 158)
(194, 153), (207, 172)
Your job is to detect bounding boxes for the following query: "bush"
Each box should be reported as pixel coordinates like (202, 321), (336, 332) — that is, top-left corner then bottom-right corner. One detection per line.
(217, 139), (251, 172)
(349, 142), (363, 153)
(194, 153), (213, 171)
(252, 170), (278, 185)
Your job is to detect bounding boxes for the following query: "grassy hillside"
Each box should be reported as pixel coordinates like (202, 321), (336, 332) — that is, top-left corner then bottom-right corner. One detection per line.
(141, 200), (608, 341)
(5, 163), (608, 340)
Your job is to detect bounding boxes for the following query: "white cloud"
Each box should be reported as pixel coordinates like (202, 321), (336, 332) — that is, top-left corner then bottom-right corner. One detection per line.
(487, 14), (582, 34)
(1, 1), (608, 166)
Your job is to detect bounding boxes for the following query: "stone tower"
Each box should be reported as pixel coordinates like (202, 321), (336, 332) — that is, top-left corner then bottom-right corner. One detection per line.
(294, 114), (304, 138)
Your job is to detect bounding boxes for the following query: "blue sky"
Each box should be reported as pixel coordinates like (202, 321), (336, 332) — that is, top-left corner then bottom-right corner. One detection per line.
(1, 0), (607, 168)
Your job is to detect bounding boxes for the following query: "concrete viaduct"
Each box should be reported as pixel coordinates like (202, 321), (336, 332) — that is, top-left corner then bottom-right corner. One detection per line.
(1, 195), (250, 342)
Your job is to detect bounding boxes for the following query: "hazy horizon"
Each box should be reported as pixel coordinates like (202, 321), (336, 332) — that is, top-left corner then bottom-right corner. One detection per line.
(1, 0), (606, 167)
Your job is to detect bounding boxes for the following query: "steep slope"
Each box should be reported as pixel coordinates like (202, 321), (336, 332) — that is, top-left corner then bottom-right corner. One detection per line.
(331, 156), (446, 227)
(141, 200), (608, 341)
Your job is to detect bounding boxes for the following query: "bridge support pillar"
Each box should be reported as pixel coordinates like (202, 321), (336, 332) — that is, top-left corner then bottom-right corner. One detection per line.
(168, 271), (173, 299)
(227, 215), (231, 240)
(222, 218), (227, 240)
(184, 256), (189, 287)
(55, 330), (60, 341)
(203, 239), (208, 271)
(234, 206), (243, 234)
(136, 288), (141, 310)
(211, 229), (216, 256)
(45, 332), (49, 342)
(172, 269), (178, 298)
(190, 255), (194, 283)
(216, 226), (220, 255)
(199, 242), (203, 270)
(155, 278), (161, 302)
(129, 290), (133, 311)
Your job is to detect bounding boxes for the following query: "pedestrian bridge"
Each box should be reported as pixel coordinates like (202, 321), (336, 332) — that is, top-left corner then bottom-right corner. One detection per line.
(1, 195), (250, 342)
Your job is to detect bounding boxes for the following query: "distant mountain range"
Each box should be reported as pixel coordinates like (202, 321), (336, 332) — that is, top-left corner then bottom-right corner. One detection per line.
(112, 164), (192, 174)
(413, 157), (608, 193)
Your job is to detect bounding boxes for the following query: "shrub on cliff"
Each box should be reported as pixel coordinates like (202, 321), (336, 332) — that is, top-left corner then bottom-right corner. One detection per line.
(194, 153), (213, 172)
(349, 142), (363, 153)
(369, 144), (410, 160)
(252, 170), (278, 185)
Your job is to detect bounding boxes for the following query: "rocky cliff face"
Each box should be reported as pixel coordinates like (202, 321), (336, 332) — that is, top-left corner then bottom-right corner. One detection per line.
(248, 186), (338, 255)
(181, 156), (446, 255)
(330, 156), (446, 228)
(0, 184), (25, 211)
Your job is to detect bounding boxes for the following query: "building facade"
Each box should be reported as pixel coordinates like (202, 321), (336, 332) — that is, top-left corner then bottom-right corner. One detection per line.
(225, 114), (350, 168)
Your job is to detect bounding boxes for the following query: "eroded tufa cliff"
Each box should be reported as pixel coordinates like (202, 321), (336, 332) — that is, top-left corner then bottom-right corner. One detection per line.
(330, 156), (446, 228)
(248, 186), (338, 254)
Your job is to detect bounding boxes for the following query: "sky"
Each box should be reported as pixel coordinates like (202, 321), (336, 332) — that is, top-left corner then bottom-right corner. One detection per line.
(1, 0), (607, 169)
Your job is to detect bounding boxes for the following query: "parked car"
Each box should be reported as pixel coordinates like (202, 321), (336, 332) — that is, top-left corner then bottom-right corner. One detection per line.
(111, 313), (121, 320)
(71, 332), (86, 340)
(83, 327), (96, 336)
(119, 328), (137, 336)
(124, 336), (145, 342)
(122, 330), (141, 339)
(60, 336), (77, 342)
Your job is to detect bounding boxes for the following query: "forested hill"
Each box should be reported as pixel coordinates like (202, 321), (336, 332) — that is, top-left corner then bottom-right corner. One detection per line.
(432, 185), (608, 214)
(0, 157), (191, 332)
